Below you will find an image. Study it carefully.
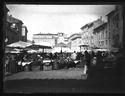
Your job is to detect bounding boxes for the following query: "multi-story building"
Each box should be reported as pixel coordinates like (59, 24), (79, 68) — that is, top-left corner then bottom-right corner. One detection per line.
(81, 5), (123, 51)
(33, 32), (68, 47)
(81, 17), (105, 49)
(57, 32), (68, 44)
(6, 14), (28, 45)
(5, 5), (28, 45)
(81, 22), (94, 47)
(33, 33), (57, 46)
(64, 37), (69, 44)
(68, 33), (82, 52)
(106, 5), (123, 49)
(6, 14), (23, 45)
(93, 22), (109, 48)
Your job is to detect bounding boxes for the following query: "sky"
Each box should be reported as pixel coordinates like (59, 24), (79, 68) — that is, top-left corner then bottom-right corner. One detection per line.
(6, 4), (115, 40)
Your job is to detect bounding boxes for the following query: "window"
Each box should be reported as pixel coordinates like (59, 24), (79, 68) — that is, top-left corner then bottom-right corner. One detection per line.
(106, 40), (108, 45)
(106, 31), (107, 39)
(102, 41), (104, 46)
(101, 33), (103, 39)
(98, 41), (100, 46)
(109, 39), (111, 44)
(109, 32), (110, 39)
(103, 32), (104, 39)
(115, 15), (119, 28)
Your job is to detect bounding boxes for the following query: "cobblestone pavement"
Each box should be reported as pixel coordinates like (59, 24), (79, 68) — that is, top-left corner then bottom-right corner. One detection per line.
(4, 68), (125, 93)
(4, 68), (87, 81)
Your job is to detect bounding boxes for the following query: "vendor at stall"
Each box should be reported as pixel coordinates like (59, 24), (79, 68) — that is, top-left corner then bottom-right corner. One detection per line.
(39, 56), (44, 70)
(71, 51), (77, 61)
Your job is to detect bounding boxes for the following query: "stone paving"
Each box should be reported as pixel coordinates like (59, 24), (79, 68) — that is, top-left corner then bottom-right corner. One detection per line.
(4, 68), (87, 81)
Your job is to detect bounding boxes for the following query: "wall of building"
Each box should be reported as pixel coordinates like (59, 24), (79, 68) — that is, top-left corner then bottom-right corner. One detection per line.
(68, 33), (82, 52)
(6, 23), (19, 45)
(6, 15), (23, 45)
(33, 34), (58, 46)
(107, 5), (123, 49)
(5, 13), (28, 45)
(81, 18), (105, 49)
(70, 38), (81, 52)
(93, 23), (110, 49)
(57, 32), (68, 44)
(33, 32), (68, 46)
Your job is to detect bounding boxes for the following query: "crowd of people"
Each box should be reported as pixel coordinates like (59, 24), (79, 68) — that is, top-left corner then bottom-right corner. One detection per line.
(4, 49), (123, 77)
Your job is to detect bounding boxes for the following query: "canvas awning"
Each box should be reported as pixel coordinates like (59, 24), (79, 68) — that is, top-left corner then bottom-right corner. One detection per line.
(79, 44), (89, 47)
(51, 47), (73, 53)
(27, 49), (37, 53)
(54, 42), (68, 48)
(27, 41), (53, 49)
(6, 41), (32, 49)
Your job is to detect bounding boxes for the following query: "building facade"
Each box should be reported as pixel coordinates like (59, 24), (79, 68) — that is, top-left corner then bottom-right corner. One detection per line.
(93, 22), (109, 48)
(68, 33), (82, 52)
(5, 5), (28, 45)
(80, 5), (123, 50)
(32, 32), (68, 46)
(81, 17), (105, 49)
(106, 5), (123, 49)
(6, 14), (23, 45)
(33, 33), (57, 46)
(81, 23), (94, 47)
(57, 32), (68, 44)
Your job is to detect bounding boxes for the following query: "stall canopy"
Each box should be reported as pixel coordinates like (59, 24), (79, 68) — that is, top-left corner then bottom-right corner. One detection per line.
(54, 42), (68, 48)
(53, 42), (70, 53)
(27, 41), (53, 49)
(91, 46), (100, 49)
(6, 41), (32, 49)
(27, 49), (37, 53)
(94, 48), (110, 52)
(5, 49), (21, 54)
(110, 47), (119, 52)
(51, 47), (73, 53)
(79, 44), (89, 47)
(37, 49), (43, 53)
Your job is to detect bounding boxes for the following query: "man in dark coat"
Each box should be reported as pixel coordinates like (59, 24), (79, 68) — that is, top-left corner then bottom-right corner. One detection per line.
(84, 51), (91, 68)
(96, 51), (103, 70)
(39, 57), (44, 70)
(84, 51), (96, 79)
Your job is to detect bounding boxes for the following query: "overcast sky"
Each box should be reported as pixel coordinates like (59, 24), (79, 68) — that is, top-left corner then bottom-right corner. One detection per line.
(6, 4), (115, 40)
